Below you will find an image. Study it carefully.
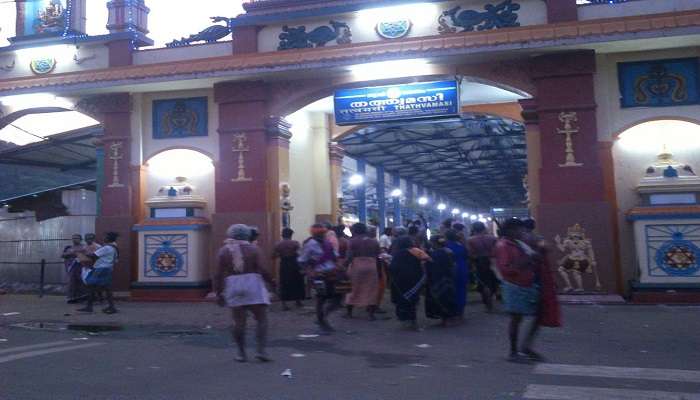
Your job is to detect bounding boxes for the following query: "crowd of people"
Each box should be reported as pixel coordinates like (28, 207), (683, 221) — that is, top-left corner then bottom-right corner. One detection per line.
(61, 232), (120, 314)
(212, 216), (561, 364)
(60, 216), (560, 364)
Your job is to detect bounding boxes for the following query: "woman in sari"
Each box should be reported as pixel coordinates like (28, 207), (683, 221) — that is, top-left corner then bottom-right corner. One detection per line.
(344, 223), (381, 320)
(214, 224), (275, 362)
(425, 235), (459, 326)
(272, 228), (304, 311)
(495, 218), (561, 363)
(445, 229), (469, 318)
(389, 236), (430, 330)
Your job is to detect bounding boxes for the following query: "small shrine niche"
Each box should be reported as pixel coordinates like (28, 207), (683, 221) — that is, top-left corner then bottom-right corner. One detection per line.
(10, 0), (86, 43)
(133, 176), (211, 294)
(628, 150), (700, 288)
(147, 176), (207, 219)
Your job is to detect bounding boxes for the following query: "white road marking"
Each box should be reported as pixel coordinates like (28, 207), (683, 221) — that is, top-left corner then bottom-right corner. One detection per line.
(0, 340), (74, 355)
(535, 363), (700, 384)
(523, 384), (700, 400)
(0, 342), (104, 364)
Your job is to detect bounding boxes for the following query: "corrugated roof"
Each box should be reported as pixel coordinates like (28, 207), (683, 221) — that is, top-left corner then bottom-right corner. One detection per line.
(0, 125), (100, 202)
(339, 114), (527, 209)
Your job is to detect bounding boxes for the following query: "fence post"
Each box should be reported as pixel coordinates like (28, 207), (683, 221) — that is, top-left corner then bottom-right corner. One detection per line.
(39, 259), (45, 298)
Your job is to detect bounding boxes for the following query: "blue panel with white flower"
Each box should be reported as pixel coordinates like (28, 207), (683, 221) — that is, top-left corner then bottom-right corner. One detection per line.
(645, 225), (700, 277)
(618, 58), (700, 108)
(152, 97), (208, 139)
(144, 234), (189, 278)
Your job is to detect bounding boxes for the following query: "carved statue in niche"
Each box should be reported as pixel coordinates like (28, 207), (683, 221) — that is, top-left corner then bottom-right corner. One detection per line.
(554, 224), (602, 293)
(278, 20), (352, 50)
(35, 0), (66, 34)
(522, 174), (531, 209)
(438, 0), (520, 34)
(336, 197), (345, 225)
(280, 183), (293, 228)
(166, 17), (232, 47)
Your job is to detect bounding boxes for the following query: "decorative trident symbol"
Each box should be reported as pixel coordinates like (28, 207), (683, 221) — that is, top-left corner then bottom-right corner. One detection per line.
(558, 112), (583, 168)
(231, 133), (252, 182)
(108, 141), (125, 188)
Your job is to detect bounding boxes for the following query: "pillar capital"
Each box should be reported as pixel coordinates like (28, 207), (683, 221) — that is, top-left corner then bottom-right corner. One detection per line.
(518, 98), (539, 125)
(266, 116), (292, 146)
(329, 143), (345, 165)
(75, 93), (131, 119)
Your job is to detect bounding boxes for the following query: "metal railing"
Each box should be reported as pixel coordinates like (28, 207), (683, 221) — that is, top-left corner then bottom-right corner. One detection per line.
(0, 259), (63, 297)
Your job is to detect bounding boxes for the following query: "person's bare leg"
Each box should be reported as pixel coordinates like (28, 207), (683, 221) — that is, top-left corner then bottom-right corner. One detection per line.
(522, 316), (544, 362)
(367, 305), (377, 321)
(508, 314), (527, 362)
(232, 307), (248, 362)
(250, 305), (271, 362)
(102, 288), (117, 314)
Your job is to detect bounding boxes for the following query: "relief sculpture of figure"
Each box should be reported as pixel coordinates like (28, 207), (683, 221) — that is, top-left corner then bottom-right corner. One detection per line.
(554, 224), (602, 293)
(280, 183), (293, 228)
(278, 20), (352, 50)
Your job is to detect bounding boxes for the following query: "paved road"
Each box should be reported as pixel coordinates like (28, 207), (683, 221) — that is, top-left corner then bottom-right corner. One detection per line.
(1, 295), (699, 399)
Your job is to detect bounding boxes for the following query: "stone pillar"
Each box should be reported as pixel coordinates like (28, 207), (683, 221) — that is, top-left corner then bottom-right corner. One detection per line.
(546, 0), (578, 23)
(405, 181), (414, 221)
(531, 50), (620, 294)
(329, 143), (345, 225)
(520, 98), (542, 222)
(266, 116), (292, 244)
(376, 165), (386, 232)
(392, 174), (401, 227)
(357, 160), (367, 224)
(213, 81), (278, 259)
(88, 94), (137, 292)
(106, 0), (151, 66)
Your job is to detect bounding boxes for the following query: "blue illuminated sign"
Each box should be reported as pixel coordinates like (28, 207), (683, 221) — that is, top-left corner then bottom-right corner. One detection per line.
(334, 80), (460, 125)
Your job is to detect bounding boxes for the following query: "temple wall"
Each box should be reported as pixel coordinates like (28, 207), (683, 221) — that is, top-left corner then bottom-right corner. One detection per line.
(287, 110), (333, 238)
(134, 42), (233, 65)
(579, 0), (700, 21)
(0, 43), (109, 80)
(594, 48), (700, 288)
(595, 48), (700, 142)
(256, 0), (546, 53)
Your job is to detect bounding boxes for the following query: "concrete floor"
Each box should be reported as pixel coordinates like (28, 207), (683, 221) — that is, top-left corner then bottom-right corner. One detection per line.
(1, 294), (699, 400)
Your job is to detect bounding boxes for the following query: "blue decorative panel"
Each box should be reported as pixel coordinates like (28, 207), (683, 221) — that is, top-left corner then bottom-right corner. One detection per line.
(618, 58), (700, 108)
(645, 225), (700, 277)
(21, 0), (68, 36)
(144, 234), (189, 278)
(152, 97), (208, 139)
(334, 80), (459, 126)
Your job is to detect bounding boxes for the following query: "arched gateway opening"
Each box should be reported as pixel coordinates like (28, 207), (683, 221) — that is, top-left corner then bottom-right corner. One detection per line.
(282, 76), (532, 243)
